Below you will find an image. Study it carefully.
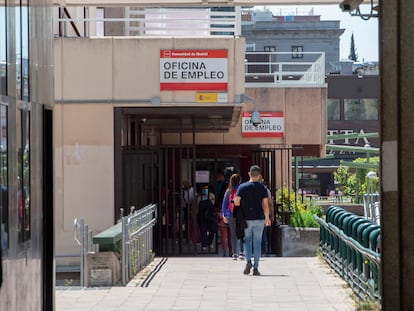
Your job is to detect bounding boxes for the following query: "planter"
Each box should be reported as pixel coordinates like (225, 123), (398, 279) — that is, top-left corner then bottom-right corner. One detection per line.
(87, 252), (121, 286)
(277, 225), (320, 257)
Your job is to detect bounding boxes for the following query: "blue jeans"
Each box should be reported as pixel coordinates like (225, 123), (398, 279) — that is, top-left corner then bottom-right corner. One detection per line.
(244, 219), (265, 269)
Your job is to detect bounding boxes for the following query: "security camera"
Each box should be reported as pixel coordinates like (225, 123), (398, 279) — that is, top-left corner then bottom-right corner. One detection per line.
(140, 118), (147, 124)
(339, 0), (363, 11)
(251, 111), (262, 127)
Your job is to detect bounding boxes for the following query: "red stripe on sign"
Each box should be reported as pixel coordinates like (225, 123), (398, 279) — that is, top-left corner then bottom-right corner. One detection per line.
(242, 132), (284, 138)
(160, 82), (228, 91)
(160, 50), (228, 58)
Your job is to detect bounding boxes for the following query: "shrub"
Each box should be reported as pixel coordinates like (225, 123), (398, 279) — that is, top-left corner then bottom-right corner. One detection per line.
(277, 187), (323, 228)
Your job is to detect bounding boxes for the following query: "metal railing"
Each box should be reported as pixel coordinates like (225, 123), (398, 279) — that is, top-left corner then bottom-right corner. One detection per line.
(73, 204), (157, 286)
(125, 7), (240, 36)
(121, 203), (157, 285)
(363, 193), (381, 225)
(73, 218), (98, 286)
(315, 207), (381, 302)
(245, 51), (325, 86)
(56, 7), (240, 37)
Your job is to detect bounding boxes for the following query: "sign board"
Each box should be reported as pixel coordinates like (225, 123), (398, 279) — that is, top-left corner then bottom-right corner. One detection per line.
(195, 92), (228, 103)
(195, 170), (210, 183)
(241, 112), (284, 137)
(160, 49), (228, 91)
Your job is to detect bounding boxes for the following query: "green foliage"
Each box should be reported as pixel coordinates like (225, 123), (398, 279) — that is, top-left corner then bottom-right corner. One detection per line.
(277, 187), (298, 212)
(334, 156), (380, 203)
(63, 279), (73, 287)
(277, 187), (323, 228)
(290, 208), (319, 228)
(334, 166), (349, 185)
(351, 294), (381, 311)
(348, 33), (359, 62)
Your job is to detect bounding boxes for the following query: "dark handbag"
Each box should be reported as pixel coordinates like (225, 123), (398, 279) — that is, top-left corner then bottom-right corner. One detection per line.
(235, 206), (247, 241)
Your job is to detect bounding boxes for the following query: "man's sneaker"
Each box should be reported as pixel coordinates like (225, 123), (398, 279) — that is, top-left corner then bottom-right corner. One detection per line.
(232, 253), (238, 261)
(253, 268), (261, 276)
(243, 261), (253, 275)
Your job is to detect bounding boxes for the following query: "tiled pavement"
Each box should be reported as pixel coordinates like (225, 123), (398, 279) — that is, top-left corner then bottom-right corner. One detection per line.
(56, 256), (356, 311)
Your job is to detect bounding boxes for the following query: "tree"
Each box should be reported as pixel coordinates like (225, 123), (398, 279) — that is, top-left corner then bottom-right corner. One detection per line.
(348, 33), (359, 62)
(334, 156), (380, 203)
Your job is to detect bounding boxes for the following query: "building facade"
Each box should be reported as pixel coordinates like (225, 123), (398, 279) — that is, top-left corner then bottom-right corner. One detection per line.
(241, 8), (345, 74)
(53, 34), (327, 259)
(299, 73), (379, 196)
(0, 0), (55, 310)
(52, 6), (328, 260)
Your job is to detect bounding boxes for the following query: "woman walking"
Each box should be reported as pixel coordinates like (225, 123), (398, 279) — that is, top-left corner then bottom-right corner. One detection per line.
(221, 173), (244, 260)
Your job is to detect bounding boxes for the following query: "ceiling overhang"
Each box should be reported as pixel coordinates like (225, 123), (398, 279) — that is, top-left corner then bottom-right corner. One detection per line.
(122, 104), (243, 132)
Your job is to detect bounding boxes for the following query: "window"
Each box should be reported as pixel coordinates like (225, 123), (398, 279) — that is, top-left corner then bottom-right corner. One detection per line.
(10, 5), (30, 101)
(210, 7), (235, 36)
(0, 4), (6, 96)
(21, 6), (30, 101)
(0, 104), (7, 250)
(292, 45), (303, 58)
(264, 46), (276, 52)
(14, 6), (22, 99)
(327, 99), (340, 120)
(96, 7), (104, 37)
(18, 107), (31, 242)
(344, 98), (378, 120)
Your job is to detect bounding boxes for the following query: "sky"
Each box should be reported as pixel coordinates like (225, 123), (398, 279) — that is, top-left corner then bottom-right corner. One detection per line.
(258, 4), (379, 62)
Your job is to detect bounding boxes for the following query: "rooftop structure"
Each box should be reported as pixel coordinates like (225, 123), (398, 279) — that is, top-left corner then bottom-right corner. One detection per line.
(241, 8), (344, 74)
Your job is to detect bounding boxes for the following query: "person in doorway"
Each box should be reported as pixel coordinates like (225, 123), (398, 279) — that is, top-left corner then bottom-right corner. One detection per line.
(222, 173), (244, 260)
(234, 165), (271, 276)
(215, 171), (228, 211)
(197, 185), (216, 251)
(181, 180), (195, 233)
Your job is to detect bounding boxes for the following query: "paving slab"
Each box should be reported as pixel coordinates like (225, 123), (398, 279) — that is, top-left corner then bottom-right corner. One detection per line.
(56, 256), (356, 311)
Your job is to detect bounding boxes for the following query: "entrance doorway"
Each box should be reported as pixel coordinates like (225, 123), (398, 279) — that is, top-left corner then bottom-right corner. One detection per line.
(114, 107), (296, 256)
(116, 142), (296, 256)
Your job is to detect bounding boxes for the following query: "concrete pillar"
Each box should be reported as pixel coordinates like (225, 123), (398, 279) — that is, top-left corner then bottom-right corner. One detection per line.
(381, 1), (414, 309)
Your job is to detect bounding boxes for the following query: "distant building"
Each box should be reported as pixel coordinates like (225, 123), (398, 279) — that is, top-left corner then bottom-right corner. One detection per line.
(327, 73), (379, 150)
(241, 8), (345, 74)
(298, 73), (379, 195)
(240, 9), (379, 195)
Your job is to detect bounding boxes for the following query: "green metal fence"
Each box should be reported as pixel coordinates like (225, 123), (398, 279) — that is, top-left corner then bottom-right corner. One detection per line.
(315, 206), (381, 302)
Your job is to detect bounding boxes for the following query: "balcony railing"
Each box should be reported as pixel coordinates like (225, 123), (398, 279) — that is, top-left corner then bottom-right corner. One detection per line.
(55, 7), (240, 37)
(55, 8), (325, 87)
(245, 51), (326, 86)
